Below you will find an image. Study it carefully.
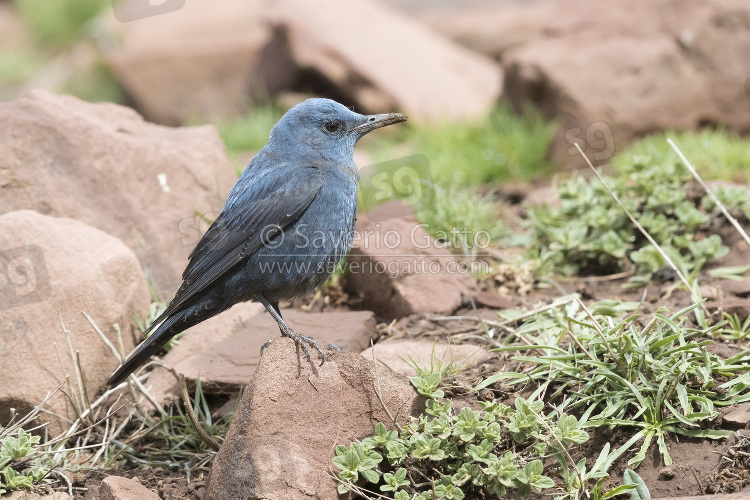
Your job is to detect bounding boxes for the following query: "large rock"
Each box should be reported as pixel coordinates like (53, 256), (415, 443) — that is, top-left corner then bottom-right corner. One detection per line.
(146, 307), (376, 398)
(0, 210), (150, 431)
(0, 90), (237, 291)
(347, 201), (475, 320)
(205, 338), (424, 500)
(501, 0), (750, 163)
(404, 1), (557, 60)
(103, 0), (294, 124)
(267, 0), (502, 121)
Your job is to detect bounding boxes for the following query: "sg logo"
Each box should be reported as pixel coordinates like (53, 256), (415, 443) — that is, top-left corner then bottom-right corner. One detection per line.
(0, 245), (51, 310)
(113, 0), (186, 22)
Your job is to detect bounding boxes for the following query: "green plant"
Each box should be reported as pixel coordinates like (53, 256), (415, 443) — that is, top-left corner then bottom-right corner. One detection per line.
(528, 153), (739, 279)
(415, 184), (506, 252)
(216, 104), (285, 155)
(368, 104), (556, 186)
(480, 297), (750, 468)
(0, 428), (50, 493)
(616, 129), (750, 184)
(335, 376), (572, 499)
(14, 0), (110, 47)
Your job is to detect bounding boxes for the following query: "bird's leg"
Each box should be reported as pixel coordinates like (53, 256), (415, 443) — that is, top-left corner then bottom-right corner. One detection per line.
(257, 294), (338, 366)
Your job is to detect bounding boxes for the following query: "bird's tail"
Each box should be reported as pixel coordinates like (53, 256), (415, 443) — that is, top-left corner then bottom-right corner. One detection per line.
(106, 311), (186, 387)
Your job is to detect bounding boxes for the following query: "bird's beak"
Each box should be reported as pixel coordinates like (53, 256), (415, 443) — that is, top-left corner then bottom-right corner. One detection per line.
(350, 112), (408, 136)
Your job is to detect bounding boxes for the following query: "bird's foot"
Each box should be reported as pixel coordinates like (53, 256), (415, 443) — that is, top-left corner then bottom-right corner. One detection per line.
(260, 329), (339, 366)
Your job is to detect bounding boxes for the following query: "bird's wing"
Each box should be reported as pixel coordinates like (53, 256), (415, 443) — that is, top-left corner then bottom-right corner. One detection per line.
(151, 165), (324, 327)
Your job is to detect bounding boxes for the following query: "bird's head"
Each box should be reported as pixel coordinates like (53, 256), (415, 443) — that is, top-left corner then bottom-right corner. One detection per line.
(268, 98), (407, 158)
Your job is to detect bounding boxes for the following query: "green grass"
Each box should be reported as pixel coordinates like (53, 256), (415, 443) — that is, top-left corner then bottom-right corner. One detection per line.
(0, 48), (44, 88)
(14, 0), (110, 47)
(616, 128), (750, 183)
(368, 103), (556, 186)
(215, 104), (285, 155)
(480, 298), (750, 469)
(62, 59), (125, 104)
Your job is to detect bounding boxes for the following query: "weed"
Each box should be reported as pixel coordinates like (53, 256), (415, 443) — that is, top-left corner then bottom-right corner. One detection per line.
(480, 297), (750, 468)
(14, 0), (109, 47)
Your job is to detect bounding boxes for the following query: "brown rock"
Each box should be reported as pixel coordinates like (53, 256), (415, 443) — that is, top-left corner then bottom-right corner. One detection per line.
(267, 0), (502, 121)
(502, 0), (750, 165)
(146, 308), (376, 398)
(205, 338), (424, 500)
(347, 201), (475, 320)
(472, 290), (515, 310)
(104, 0), (294, 124)
(100, 476), (160, 500)
(360, 339), (492, 377)
(717, 279), (750, 298)
(415, 2), (556, 59)
(0, 210), (149, 432)
(708, 295), (750, 321)
(0, 90), (237, 291)
(723, 404), (750, 430)
(6, 492), (73, 500)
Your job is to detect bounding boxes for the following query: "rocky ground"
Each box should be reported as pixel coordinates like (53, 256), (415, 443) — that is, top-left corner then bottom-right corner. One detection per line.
(2, 0), (750, 499)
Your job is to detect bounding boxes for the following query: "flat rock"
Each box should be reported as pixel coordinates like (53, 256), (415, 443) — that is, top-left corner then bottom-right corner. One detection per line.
(267, 0), (502, 121)
(100, 476), (160, 500)
(723, 405), (750, 430)
(347, 201), (475, 320)
(205, 338), (424, 500)
(361, 339), (492, 377)
(0, 210), (149, 433)
(104, 0), (292, 124)
(0, 90), (237, 291)
(707, 295), (750, 321)
(146, 308), (376, 398)
(6, 492), (73, 500)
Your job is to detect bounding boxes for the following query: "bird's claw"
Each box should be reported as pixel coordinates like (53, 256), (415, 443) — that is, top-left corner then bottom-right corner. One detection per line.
(260, 329), (339, 366)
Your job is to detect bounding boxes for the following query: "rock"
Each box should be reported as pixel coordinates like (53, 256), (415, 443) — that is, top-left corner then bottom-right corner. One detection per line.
(717, 279), (750, 298)
(205, 338), (424, 500)
(103, 0), (294, 124)
(146, 308), (376, 399)
(723, 404), (750, 430)
(0, 90), (237, 291)
(6, 492), (73, 500)
(347, 201), (475, 320)
(707, 295), (750, 321)
(659, 466), (677, 479)
(360, 339), (492, 377)
(472, 290), (515, 310)
(100, 476), (160, 500)
(0, 210), (149, 432)
(414, 2), (556, 59)
(267, 0), (502, 121)
(502, 0), (750, 164)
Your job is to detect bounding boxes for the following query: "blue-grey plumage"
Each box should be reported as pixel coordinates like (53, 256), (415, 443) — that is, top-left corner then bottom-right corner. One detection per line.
(107, 99), (407, 387)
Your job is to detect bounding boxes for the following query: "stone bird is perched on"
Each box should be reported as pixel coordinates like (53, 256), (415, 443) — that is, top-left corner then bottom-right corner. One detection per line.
(107, 99), (407, 387)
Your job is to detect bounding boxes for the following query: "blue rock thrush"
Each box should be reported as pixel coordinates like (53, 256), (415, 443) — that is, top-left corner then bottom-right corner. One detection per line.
(107, 99), (406, 387)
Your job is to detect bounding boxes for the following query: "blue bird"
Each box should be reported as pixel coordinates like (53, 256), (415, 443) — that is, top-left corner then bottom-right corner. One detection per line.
(107, 99), (407, 387)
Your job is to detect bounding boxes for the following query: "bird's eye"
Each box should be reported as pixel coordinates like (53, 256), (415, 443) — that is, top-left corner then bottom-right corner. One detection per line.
(324, 121), (340, 133)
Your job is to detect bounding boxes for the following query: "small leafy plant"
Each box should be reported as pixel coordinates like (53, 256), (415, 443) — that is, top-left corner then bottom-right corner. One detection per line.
(528, 153), (745, 280)
(0, 428), (50, 493)
(334, 371), (591, 499)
